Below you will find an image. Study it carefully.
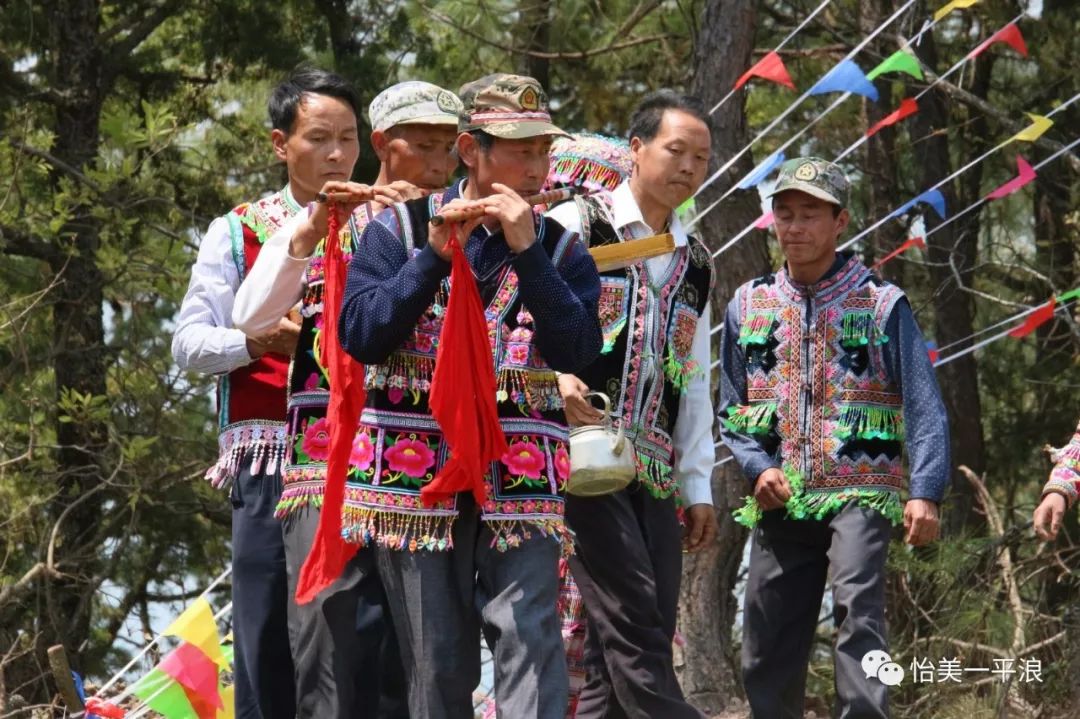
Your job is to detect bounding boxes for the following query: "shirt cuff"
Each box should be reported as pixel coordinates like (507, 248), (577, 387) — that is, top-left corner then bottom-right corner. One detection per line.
(742, 455), (781, 490)
(679, 475), (713, 507)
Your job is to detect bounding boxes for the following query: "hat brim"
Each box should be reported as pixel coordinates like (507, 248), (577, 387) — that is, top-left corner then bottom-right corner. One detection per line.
(474, 120), (572, 140)
(766, 181), (844, 207)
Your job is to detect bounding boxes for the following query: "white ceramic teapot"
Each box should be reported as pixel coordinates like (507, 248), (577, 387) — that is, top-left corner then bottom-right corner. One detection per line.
(567, 392), (637, 497)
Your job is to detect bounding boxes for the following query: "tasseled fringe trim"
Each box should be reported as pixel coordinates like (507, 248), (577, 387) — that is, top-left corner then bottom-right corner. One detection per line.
(496, 368), (563, 412)
(841, 311), (889, 349)
(601, 317), (627, 355)
(733, 469), (904, 528)
(722, 403), (778, 437)
(835, 404), (904, 441)
(274, 482), (325, 519)
(340, 507), (573, 554)
(548, 158), (625, 194)
(1049, 438), (1080, 465)
(738, 312), (776, 347)
(636, 453), (679, 500)
(663, 348), (703, 394)
(204, 423), (287, 489)
(366, 353), (435, 394)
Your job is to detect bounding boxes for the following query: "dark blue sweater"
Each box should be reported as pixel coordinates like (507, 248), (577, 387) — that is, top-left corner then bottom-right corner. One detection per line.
(339, 180), (602, 373)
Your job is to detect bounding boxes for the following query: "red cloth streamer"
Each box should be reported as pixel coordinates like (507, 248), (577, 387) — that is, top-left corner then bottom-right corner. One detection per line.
(296, 206), (364, 604)
(158, 643), (222, 710)
(422, 226), (508, 508)
(734, 51), (796, 91)
(986, 155), (1037, 200)
(872, 236), (925, 270)
(1008, 298), (1056, 338)
(970, 23), (1028, 59)
(866, 98), (919, 138)
(84, 698), (126, 719)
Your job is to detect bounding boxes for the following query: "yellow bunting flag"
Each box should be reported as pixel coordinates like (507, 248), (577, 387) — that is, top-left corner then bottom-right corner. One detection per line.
(217, 684), (235, 719)
(1010, 113), (1053, 143)
(163, 597), (228, 668)
(933, 0), (981, 22)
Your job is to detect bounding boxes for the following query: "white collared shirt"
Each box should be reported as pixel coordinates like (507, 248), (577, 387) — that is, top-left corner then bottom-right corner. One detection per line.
(548, 181), (715, 506)
(171, 215), (255, 374)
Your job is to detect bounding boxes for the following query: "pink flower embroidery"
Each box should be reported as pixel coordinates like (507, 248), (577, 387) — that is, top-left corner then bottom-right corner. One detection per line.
(414, 333), (434, 353)
(304, 372), (321, 391)
(350, 432), (375, 471)
(301, 418), (331, 462)
(385, 437), (436, 478)
(506, 343), (529, 365)
(554, 446), (570, 481)
(502, 441), (546, 479)
(387, 387), (405, 404)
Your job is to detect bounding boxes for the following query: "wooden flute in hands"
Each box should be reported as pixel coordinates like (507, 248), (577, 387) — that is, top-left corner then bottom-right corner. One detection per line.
(429, 186), (581, 226)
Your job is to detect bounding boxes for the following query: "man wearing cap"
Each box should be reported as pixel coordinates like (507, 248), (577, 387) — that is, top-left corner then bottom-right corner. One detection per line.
(719, 157), (950, 718)
(232, 80), (462, 718)
(293, 73), (602, 718)
(547, 90), (717, 719)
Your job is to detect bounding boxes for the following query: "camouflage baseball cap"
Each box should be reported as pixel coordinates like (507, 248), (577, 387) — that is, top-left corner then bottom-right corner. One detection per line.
(368, 81), (462, 132)
(766, 157), (850, 208)
(457, 73), (570, 140)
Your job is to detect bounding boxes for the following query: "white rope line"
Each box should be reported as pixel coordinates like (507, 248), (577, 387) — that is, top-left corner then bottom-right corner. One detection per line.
(708, 0), (834, 115)
(94, 566), (233, 698)
(692, 0), (918, 201)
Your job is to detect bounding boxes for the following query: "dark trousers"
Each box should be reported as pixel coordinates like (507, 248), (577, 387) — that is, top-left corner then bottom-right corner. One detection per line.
(230, 466), (296, 719)
(377, 493), (568, 719)
(742, 502), (892, 719)
(565, 485), (702, 719)
(282, 506), (408, 719)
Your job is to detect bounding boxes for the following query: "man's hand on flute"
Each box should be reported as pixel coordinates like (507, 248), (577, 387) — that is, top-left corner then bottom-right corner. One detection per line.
(291, 180), (426, 258)
(428, 184), (536, 261)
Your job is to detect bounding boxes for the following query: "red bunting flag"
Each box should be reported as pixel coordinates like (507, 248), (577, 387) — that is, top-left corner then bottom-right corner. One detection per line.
(423, 227), (508, 507)
(866, 98), (920, 138)
(986, 155), (1037, 200)
(296, 208), (363, 604)
(158, 643), (222, 711)
(872, 236), (926, 270)
(927, 345), (940, 364)
(969, 23), (1028, 59)
(1008, 298), (1056, 338)
(734, 51), (796, 91)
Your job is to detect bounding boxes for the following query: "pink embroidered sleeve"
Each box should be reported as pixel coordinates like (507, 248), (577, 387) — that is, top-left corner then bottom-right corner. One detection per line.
(1043, 419), (1080, 508)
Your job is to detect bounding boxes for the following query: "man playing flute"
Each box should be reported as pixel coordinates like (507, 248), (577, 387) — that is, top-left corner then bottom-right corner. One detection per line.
(231, 80), (463, 718)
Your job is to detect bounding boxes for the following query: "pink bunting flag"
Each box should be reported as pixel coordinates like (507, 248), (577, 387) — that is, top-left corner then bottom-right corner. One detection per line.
(734, 51), (797, 91)
(872, 237), (926, 270)
(969, 23), (1028, 59)
(866, 98), (919, 138)
(986, 155), (1036, 200)
(754, 211), (774, 229)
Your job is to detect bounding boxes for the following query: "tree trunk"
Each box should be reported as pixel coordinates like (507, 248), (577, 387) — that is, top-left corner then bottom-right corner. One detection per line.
(910, 26), (985, 535)
(39, 0), (109, 684)
(677, 0), (772, 713)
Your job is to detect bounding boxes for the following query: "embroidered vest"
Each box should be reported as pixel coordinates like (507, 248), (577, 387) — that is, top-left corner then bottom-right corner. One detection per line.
(569, 193), (712, 499)
(342, 188), (575, 553)
(204, 188), (299, 487)
(726, 255), (907, 524)
(276, 205), (377, 517)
